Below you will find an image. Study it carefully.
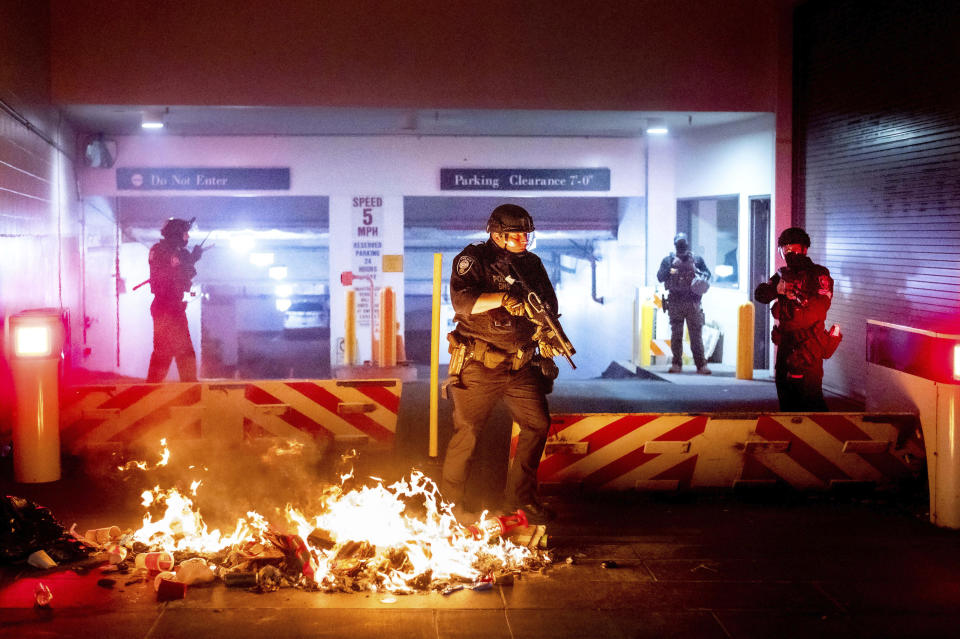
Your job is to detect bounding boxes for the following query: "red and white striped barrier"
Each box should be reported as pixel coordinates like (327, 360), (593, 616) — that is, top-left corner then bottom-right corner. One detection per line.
(60, 379), (401, 453)
(511, 413), (924, 491)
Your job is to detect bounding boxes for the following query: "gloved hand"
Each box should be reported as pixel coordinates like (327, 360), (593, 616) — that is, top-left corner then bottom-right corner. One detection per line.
(502, 293), (526, 316)
(776, 278), (796, 299)
(538, 341), (558, 358)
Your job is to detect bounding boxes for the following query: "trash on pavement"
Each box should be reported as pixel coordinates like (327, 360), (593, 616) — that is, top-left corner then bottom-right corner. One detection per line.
(155, 575), (188, 601)
(33, 582), (53, 608)
(176, 557), (215, 585)
(1, 495), (94, 565)
(85, 526), (121, 544)
(506, 524), (548, 549)
(256, 564), (282, 592)
(27, 549), (57, 569)
(223, 570), (258, 588)
(104, 544), (127, 564)
(135, 551), (174, 572)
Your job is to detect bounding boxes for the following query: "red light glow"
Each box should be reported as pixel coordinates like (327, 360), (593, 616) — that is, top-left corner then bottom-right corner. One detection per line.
(954, 344), (960, 381)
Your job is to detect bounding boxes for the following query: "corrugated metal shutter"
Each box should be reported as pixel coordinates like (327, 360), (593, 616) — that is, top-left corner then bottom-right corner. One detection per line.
(794, 0), (960, 400)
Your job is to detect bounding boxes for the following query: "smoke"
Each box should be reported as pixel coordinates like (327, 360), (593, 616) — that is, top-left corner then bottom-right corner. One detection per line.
(105, 436), (350, 533)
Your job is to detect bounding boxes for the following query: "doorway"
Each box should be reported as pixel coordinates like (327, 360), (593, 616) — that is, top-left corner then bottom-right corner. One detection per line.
(749, 196), (771, 368)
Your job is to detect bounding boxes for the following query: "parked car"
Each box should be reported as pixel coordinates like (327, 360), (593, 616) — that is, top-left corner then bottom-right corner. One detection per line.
(282, 299), (329, 339)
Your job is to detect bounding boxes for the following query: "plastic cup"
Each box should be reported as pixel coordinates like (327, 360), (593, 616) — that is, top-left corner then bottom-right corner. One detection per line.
(153, 571), (177, 591)
(154, 574), (187, 601)
(135, 551), (174, 572)
(85, 526), (121, 544)
(27, 550), (57, 569)
(105, 544), (127, 564)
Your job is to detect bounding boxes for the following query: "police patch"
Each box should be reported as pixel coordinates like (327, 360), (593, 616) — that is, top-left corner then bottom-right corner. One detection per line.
(456, 255), (476, 276)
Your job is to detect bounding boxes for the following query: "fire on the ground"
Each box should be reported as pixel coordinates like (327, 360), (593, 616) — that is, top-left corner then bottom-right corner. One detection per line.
(56, 440), (550, 595)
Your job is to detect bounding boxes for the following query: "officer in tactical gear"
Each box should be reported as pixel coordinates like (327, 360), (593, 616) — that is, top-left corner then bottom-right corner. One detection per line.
(146, 217), (203, 382)
(657, 233), (712, 374)
(441, 204), (560, 524)
(754, 227), (836, 411)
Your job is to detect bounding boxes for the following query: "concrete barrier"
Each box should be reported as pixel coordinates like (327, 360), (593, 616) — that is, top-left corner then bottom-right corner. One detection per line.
(512, 412), (924, 492)
(60, 378), (402, 453)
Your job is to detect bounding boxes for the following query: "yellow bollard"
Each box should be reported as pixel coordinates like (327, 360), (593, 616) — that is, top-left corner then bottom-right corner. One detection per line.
(429, 253), (442, 458)
(640, 301), (656, 367)
(378, 287), (397, 367)
(736, 302), (755, 380)
(8, 309), (65, 483)
(344, 289), (357, 366)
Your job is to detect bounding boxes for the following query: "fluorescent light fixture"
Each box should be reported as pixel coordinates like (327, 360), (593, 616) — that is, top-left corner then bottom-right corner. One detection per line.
(268, 265), (288, 280)
(249, 252), (274, 267)
(275, 284), (293, 298)
(275, 298), (292, 312)
(230, 235), (255, 253)
(645, 117), (668, 135)
(141, 108), (165, 130)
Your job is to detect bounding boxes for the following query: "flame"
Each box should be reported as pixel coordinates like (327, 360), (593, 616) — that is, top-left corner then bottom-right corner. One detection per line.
(123, 443), (548, 592)
(118, 438), (171, 472)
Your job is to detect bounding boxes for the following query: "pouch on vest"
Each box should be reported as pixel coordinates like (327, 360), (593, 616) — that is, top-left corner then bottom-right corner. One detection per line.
(821, 324), (843, 359)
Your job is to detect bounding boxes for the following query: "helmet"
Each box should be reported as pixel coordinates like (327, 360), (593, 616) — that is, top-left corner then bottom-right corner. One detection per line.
(673, 232), (690, 254)
(161, 217), (194, 240)
(486, 204), (535, 234)
(777, 227), (810, 248)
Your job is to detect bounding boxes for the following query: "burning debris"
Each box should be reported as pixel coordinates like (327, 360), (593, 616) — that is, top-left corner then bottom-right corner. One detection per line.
(10, 440), (551, 599)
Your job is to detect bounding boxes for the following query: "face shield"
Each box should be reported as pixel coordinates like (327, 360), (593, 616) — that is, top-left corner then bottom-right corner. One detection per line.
(501, 231), (535, 253)
(778, 243), (806, 260)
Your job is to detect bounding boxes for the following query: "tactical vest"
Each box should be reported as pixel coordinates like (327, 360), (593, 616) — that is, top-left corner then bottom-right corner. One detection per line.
(666, 253), (697, 293)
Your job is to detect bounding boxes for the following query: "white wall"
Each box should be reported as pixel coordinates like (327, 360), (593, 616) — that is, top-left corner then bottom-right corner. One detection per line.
(76, 125), (776, 379)
(666, 115), (776, 365)
(79, 136), (646, 197)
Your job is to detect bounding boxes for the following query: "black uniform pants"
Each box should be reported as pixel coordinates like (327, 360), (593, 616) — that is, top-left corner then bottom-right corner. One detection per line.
(774, 347), (827, 411)
(668, 299), (707, 368)
(147, 305), (197, 383)
(441, 359), (550, 509)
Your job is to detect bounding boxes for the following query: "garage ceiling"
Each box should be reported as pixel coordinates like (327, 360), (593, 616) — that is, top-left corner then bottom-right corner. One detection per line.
(63, 106), (764, 138)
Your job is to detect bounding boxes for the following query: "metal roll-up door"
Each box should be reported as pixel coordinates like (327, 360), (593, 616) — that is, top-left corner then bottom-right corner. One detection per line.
(794, 0), (960, 400)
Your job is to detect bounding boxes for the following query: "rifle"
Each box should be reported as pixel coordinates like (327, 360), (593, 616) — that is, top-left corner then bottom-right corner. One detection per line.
(777, 266), (815, 307)
(502, 264), (577, 369)
(132, 231), (214, 292)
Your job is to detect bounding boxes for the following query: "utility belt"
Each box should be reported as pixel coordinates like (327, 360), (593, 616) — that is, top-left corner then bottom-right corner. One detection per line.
(772, 322), (842, 376)
(447, 332), (536, 374)
(771, 322), (821, 346)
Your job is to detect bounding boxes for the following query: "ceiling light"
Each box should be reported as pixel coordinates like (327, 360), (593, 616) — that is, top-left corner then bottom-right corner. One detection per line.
(141, 108), (166, 130)
(275, 298), (292, 312)
(249, 252), (274, 267)
(230, 235), (255, 253)
(645, 117), (668, 135)
(275, 284), (293, 298)
(268, 265), (288, 280)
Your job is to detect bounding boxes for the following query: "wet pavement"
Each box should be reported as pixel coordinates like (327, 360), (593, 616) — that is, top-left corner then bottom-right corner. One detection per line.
(4, 368), (959, 638)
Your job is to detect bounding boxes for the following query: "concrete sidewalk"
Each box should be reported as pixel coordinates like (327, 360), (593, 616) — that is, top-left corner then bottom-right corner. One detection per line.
(1, 482), (953, 639)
